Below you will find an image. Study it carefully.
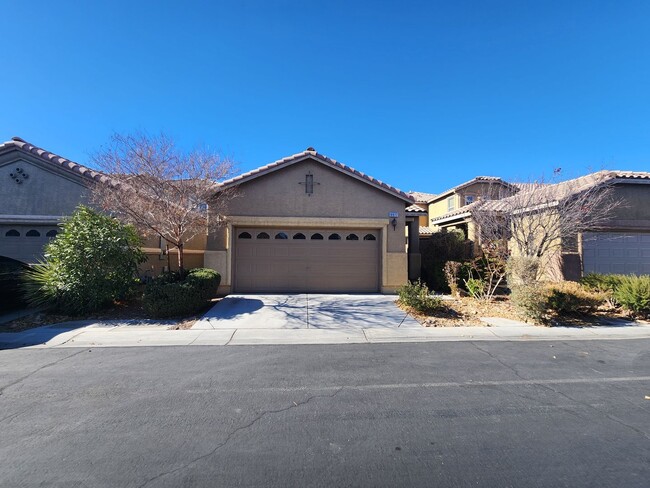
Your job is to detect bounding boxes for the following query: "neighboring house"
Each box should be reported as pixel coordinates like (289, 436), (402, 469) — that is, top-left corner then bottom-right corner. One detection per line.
(0, 137), (95, 264)
(426, 176), (517, 243)
(421, 171), (650, 279)
(0, 138), (416, 293)
(210, 149), (414, 293)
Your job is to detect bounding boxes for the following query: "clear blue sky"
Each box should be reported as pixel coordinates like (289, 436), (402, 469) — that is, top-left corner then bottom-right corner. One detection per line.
(2, 0), (649, 193)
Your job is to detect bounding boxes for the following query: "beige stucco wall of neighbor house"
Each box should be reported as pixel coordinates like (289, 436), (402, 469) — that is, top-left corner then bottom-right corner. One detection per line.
(0, 154), (89, 220)
(0, 151), (90, 263)
(204, 158), (409, 293)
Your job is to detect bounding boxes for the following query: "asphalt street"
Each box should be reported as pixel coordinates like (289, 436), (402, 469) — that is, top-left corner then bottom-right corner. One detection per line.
(1, 340), (649, 487)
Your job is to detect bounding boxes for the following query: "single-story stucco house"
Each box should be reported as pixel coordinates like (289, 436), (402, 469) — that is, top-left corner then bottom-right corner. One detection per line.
(0, 137), (421, 294)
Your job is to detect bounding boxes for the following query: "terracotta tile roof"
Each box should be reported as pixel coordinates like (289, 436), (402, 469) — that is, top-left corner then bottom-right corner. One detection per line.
(406, 203), (427, 212)
(500, 170), (650, 208)
(432, 170), (650, 220)
(219, 148), (414, 202)
(419, 226), (434, 236)
(0, 136), (109, 184)
(432, 176), (514, 201)
(408, 191), (437, 203)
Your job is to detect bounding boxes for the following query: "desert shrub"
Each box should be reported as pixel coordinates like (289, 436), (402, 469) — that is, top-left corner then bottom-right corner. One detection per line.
(580, 273), (625, 307)
(510, 284), (548, 323)
(397, 280), (444, 314)
(614, 275), (650, 317)
(443, 261), (462, 296)
(545, 281), (605, 315)
(143, 268), (220, 318)
(510, 281), (605, 324)
(22, 206), (146, 315)
(506, 256), (541, 287)
(420, 230), (472, 291)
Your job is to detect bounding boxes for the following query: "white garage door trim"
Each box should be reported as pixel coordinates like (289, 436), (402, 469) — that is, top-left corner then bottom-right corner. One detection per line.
(582, 231), (650, 275)
(233, 227), (380, 293)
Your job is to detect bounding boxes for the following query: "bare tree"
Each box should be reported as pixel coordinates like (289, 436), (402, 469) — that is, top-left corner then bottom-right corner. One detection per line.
(472, 172), (622, 281)
(90, 132), (237, 274)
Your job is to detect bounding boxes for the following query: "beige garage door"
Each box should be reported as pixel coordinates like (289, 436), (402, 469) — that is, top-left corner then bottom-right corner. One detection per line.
(583, 232), (650, 275)
(234, 228), (380, 293)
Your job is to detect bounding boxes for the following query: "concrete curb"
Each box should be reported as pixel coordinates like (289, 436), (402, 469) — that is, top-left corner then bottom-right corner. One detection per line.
(2, 323), (650, 349)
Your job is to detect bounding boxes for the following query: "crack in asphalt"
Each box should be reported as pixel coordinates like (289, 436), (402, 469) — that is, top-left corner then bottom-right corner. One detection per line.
(538, 382), (650, 441)
(471, 342), (528, 380)
(136, 387), (345, 488)
(0, 349), (87, 397)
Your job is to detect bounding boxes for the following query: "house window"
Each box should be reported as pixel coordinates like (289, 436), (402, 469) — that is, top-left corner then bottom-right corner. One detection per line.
(275, 232), (288, 239)
(465, 195), (474, 205)
(256, 232), (270, 239)
(311, 233), (323, 240)
(238, 232), (252, 239)
(447, 196), (455, 212)
(26, 230), (41, 237)
(346, 233), (359, 241)
(328, 233), (341, 240)
(293, 233), (306, 239)
(363, 234), (376, 241)
(5, 229), (20, 237)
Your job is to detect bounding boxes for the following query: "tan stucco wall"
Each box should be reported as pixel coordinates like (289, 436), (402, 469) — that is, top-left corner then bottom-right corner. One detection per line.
(428, 196), (457, 220)
(0, 153), (89, 218)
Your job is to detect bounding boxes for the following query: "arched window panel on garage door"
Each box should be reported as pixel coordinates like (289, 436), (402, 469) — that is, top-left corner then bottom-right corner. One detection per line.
(293, 233), (306, 239)
(26, 230), (41, 237)
(275, 232), (288, 239)
(238, 232), (252, 239)
(363, 234), (376, 241)
(256, 232), (270, 239)
(346, 233), (359, 241)
(46, 230), (58, 238)
(5, 229), (20, 237)
(328, 233), (341, 240)
(311, 233), (324, 240)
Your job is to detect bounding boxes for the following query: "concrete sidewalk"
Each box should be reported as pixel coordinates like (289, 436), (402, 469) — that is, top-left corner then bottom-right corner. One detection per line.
(2, 320), (650, 349)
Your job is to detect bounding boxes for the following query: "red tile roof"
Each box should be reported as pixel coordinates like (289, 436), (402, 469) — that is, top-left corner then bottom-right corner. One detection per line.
(406, 203), (427, 213)
(0, 136), (109, 184)
(408, 191), (437, 203)
(218, 148), (414, 202)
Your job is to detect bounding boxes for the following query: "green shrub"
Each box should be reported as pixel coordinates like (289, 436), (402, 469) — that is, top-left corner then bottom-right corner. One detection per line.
(22, 206), (146, 315)
(580, 273), (624, 294)
(545, 281), (605, 314)
(614, 275), (650, 317)
(143, 268), (220, 318)
(397, 280), (444, 314)
(185, 268), (221, 301)
(464, 277), (485, 299)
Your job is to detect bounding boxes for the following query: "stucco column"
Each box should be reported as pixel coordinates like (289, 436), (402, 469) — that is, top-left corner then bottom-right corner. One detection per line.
(407, 218), (421, 281)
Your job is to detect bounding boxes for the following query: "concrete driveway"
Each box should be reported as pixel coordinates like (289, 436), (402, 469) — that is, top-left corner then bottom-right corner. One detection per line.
(192, 294), (421, 330)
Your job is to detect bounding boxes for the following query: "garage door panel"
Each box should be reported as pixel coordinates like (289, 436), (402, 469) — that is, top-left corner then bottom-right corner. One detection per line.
(234, 228), (380, 292)
(583, 232), (650, 275)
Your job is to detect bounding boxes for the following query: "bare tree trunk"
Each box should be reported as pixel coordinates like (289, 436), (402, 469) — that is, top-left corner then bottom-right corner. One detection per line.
(177, 242), (184, 276)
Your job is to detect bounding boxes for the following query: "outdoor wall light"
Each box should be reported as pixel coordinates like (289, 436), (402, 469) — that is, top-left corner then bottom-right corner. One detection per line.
(391, 218), (397, 230)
